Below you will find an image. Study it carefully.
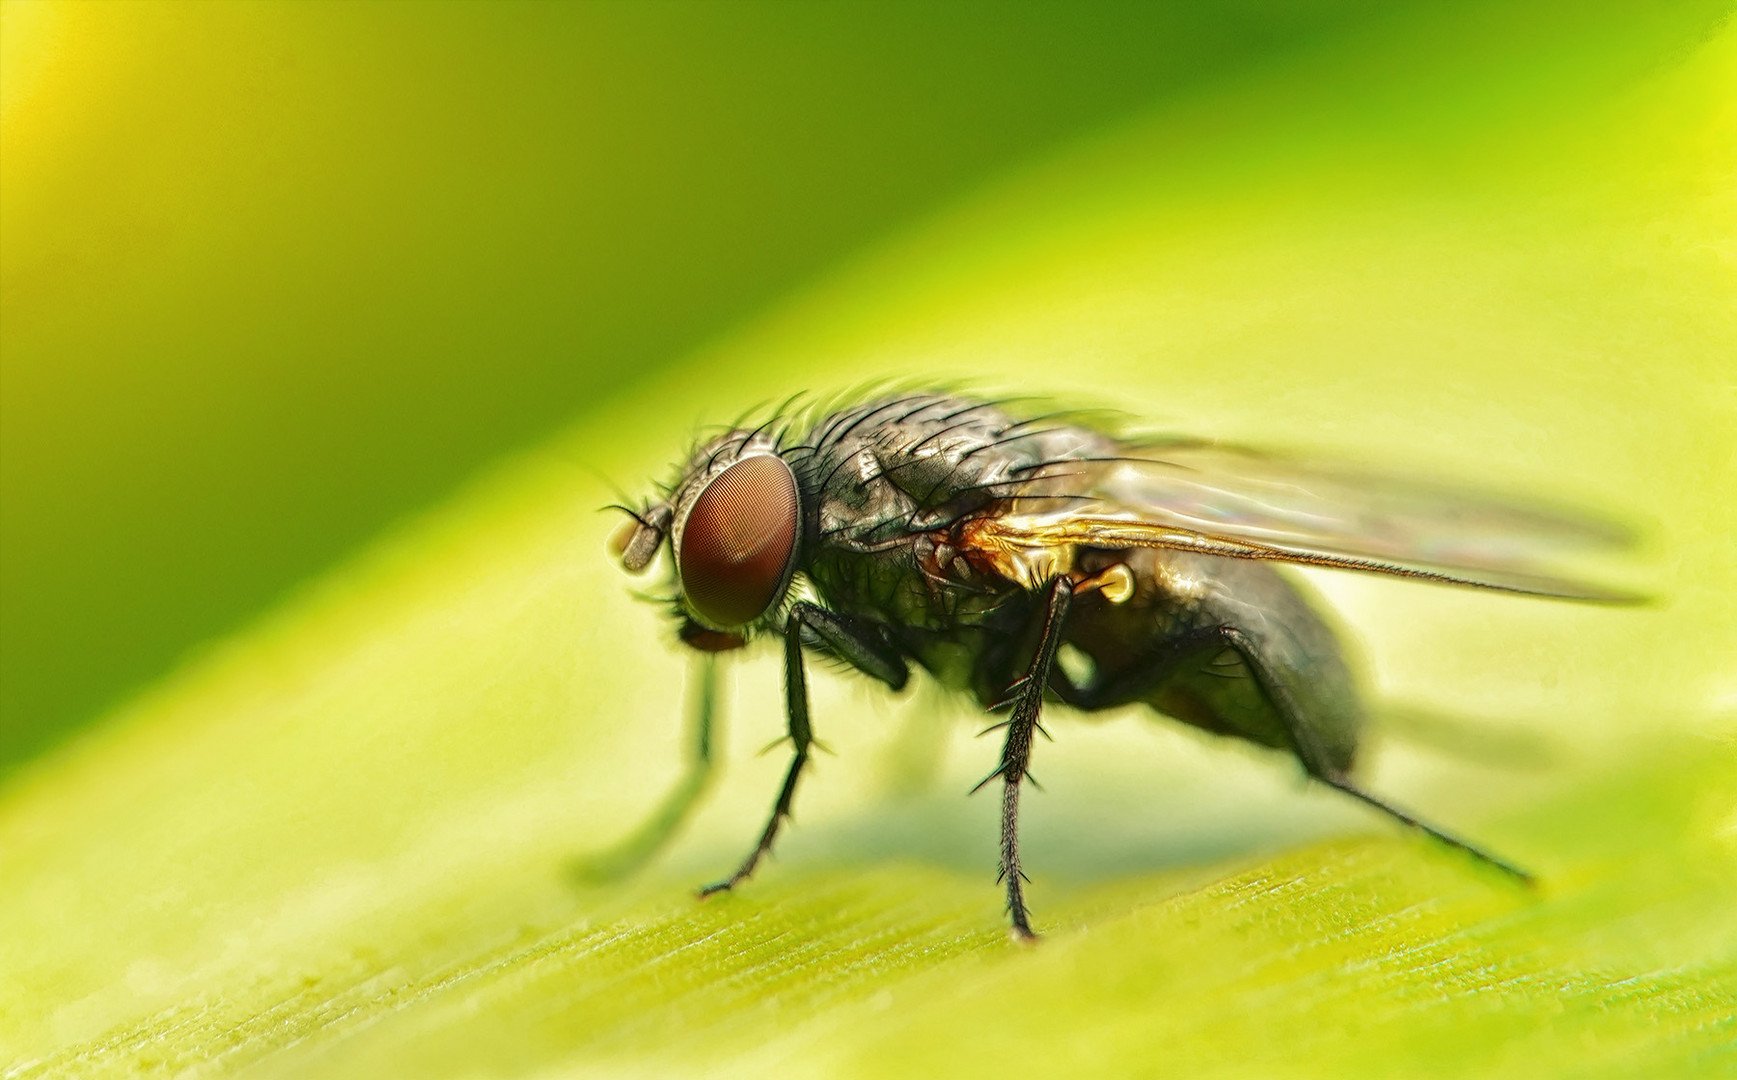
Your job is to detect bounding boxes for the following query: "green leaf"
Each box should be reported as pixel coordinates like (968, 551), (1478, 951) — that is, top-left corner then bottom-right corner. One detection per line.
(5, 3), (1734, 1077)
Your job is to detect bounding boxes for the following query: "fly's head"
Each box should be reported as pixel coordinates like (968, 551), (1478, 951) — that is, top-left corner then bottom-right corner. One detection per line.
(610, 430), (803, 653)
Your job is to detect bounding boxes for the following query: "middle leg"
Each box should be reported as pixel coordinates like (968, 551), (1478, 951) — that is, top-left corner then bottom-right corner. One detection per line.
(1072, 554), (1531, 883)
(976, 577), (1074, 938)
(1206, 619), (1533, 885)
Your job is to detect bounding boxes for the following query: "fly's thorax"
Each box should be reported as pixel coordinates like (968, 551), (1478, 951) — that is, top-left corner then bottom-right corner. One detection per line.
(800, 542), (930, 628)
(795, 395), (1026, 546)
(952, 517), (1076, 590)
(803, 529), (1027, 639)
(794, 394), (1122, 551)
(801, 534), (1038, 704)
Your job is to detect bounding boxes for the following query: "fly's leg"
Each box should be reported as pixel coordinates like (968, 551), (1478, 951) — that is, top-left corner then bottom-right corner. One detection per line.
(795, 604), (910, 691)
(571, 652), (718, 883)
(1055, 625), (1249, 711)
(1208, 623), (1534, 886)
(1312, 771), (1533, 884)
(975, 577), (1074, 939)
(1070, 555), (1531, 886)
(699, 610), (813, 896)
(700, 602), (907, 897)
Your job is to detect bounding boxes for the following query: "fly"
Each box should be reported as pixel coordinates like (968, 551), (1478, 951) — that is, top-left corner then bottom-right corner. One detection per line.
(598, 391), (1638, 938)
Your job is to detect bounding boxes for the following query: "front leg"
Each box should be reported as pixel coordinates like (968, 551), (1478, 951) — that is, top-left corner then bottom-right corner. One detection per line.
(976, 577), (1074, 938)
(699, 602), (906, 896)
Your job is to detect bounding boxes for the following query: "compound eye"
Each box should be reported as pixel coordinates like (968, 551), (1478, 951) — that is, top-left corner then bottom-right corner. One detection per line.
(678, 455), (800, 627)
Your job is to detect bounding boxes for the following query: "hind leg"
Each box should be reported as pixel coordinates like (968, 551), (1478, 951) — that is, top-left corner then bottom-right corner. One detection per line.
(1075, 556), (1531, 882)
(1185, 621), (1533, 883)
(1311, 772), (1533, 882)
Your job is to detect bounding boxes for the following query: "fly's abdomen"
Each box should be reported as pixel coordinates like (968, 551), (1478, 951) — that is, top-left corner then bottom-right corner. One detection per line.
(1065, 551), (1365, 775)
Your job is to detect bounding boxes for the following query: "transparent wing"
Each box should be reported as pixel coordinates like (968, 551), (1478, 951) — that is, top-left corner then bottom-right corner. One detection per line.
(1000, 444), (1642, 602)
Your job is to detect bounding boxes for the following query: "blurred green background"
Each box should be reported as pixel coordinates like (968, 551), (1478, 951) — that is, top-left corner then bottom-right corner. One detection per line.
(4, 1), (1735, 1076)
(0, 0), (1397, 770)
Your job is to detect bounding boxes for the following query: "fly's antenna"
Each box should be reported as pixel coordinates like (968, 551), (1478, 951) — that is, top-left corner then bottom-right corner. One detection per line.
(605, 499), (674, 571)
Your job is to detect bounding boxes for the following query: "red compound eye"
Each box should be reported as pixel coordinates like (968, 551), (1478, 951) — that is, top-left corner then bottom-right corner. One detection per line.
(677, 455), (800, 628)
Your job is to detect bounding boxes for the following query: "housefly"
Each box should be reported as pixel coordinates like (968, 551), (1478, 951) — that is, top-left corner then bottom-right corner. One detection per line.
(600, 391), (1635, 938)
